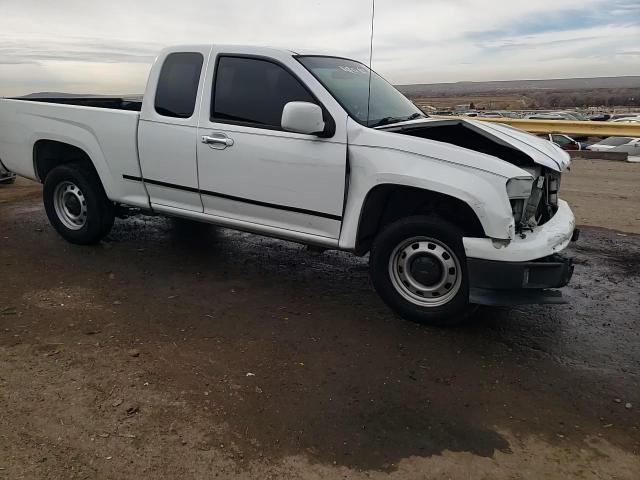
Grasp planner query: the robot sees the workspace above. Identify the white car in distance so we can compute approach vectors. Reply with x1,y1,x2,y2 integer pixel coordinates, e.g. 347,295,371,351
587,137,640,152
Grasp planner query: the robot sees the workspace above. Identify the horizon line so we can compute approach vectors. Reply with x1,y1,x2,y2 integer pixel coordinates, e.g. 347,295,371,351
396,74,640,87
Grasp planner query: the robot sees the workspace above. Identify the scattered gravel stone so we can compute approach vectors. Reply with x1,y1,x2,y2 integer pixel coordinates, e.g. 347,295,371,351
125,405,139,416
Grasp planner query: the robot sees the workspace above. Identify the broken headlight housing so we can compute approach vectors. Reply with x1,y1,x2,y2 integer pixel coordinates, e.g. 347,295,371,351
506,177,534,224
509,168,561,232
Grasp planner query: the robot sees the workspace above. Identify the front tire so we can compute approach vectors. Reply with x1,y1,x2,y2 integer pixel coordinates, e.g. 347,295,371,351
43,163,115,245
369,215,475,326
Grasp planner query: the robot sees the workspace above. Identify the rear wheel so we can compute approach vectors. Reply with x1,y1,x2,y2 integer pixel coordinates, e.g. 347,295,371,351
43,163,114,245
369,215,475,326
0,175,16,185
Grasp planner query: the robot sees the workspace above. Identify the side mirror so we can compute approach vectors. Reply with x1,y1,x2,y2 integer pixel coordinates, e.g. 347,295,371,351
281,101,325,135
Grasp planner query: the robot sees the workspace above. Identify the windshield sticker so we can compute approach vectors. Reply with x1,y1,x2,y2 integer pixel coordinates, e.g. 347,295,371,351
338,65,369,75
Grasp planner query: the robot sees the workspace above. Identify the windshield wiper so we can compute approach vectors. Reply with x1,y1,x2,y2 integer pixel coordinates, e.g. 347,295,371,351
370,112,427,128
370,116,404,127
406,112,427,121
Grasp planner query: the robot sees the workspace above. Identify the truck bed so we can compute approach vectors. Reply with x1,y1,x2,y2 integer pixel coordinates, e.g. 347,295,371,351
12,96,143,111
0,98,149,208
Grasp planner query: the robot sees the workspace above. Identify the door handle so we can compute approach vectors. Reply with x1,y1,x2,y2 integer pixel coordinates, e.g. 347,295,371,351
201,133,234,149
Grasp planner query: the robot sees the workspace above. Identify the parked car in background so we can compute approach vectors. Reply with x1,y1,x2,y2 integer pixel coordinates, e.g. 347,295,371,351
538,134,581,151
609,116,640,124
566,111,589,121
525,113,567,121
610,138,640,155
477,111,504,118
588,113,611,121
553,111,588,121
526,112,587,121
0,161,16,184
609,113,640,121
587,137,639,152
485,111,521,118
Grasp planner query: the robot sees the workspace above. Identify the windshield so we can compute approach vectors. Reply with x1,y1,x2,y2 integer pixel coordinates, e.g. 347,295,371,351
297,56,425,127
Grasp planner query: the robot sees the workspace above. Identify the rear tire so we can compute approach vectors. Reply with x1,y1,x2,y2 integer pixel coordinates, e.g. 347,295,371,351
369,215,476,326
43,163,115,245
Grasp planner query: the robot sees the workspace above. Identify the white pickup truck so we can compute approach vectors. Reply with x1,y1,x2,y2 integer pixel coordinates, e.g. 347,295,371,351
0,44,578,325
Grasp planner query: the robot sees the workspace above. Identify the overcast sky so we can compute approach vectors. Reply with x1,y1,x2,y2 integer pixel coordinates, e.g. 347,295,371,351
1,0,639,96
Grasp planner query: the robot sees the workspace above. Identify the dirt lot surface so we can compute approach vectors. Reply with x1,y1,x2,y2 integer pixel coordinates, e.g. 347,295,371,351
1,161,639,479
563,159,640,234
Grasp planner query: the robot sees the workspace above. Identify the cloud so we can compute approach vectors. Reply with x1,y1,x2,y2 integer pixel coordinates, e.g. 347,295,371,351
0,36,158,65
0,0,638,96
478,24,640,50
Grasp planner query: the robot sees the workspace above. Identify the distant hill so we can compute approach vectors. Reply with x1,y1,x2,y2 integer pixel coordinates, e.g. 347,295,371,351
18,76,640,100
10,77,640,111
397,76,640,97
14,77,640,100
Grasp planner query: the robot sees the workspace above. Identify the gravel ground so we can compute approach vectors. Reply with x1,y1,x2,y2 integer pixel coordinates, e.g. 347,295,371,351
562,158,640,234
1,160,639,479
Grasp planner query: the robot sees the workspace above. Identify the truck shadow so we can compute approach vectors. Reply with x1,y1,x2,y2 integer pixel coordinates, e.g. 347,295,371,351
99,215,639,471
4,205,635,473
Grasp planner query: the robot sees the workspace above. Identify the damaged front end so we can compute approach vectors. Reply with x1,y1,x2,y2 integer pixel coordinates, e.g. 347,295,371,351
383,117,571,237
469,167,577,306
509,167,562,235
381,117,579,306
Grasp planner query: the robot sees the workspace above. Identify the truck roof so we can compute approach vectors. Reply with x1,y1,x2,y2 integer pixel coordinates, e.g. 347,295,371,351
160,44,300,58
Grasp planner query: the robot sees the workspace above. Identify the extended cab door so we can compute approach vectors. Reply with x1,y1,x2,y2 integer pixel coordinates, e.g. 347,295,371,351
136,46,211,212
196,47,348,239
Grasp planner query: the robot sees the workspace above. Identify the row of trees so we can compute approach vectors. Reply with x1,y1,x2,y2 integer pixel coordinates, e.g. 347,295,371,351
523,89,640,109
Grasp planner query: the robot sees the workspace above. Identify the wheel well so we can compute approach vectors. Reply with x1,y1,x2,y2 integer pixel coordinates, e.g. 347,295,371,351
33,140,95,182
355,185,486,255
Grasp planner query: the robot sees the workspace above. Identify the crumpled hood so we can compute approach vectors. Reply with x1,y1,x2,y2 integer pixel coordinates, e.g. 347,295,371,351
379,117,571,172
464,119,571,171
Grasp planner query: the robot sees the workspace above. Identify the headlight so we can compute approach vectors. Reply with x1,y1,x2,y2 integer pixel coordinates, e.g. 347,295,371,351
506,177,533,199
506,177,533,224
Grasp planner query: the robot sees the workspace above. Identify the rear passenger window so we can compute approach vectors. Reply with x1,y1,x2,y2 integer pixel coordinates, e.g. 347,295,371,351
155,52,204,118
212,56,316,129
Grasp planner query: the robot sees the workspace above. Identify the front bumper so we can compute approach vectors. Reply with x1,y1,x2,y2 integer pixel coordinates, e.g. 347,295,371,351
469,254,574,290
463,199,575,262
463,199,577,306
468,254,574,306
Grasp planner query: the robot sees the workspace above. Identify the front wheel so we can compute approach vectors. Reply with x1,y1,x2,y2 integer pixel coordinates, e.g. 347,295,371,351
369,216,476,326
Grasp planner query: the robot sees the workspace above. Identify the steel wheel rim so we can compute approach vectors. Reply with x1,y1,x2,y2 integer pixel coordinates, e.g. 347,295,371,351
53,181,87,230
388,236,462,307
